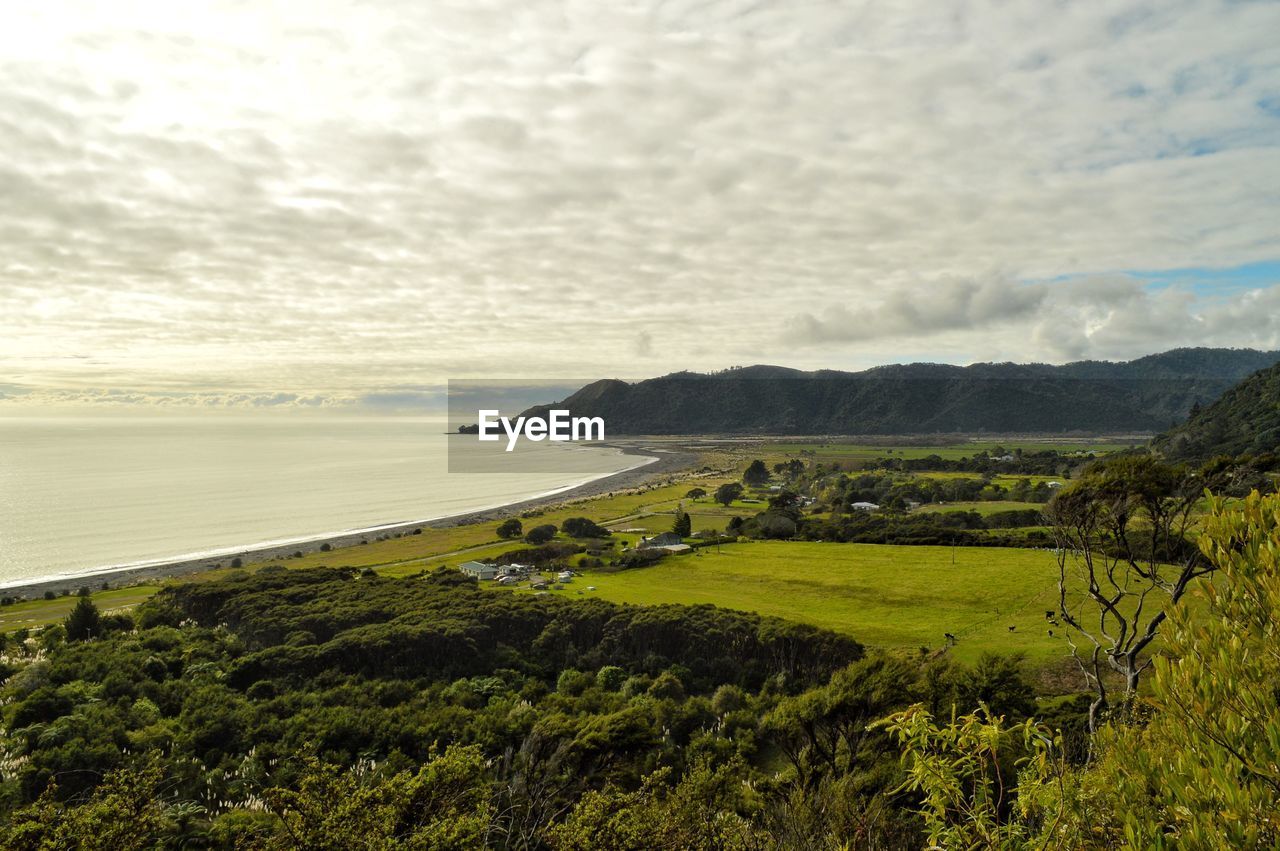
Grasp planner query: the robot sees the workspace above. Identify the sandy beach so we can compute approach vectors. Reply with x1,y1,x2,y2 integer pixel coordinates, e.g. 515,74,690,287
2,443,700,600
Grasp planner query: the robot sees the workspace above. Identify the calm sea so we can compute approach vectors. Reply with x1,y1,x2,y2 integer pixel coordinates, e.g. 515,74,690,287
0,415,642,587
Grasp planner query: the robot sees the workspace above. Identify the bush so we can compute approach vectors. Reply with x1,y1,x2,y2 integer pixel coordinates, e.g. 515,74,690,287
64,597,102,642
562,517,610,538
525,524,558,545
596,665,627,691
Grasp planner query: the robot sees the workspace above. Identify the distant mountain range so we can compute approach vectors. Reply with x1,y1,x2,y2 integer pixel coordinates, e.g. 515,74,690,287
523,348,1280,435
1154,359,1280,462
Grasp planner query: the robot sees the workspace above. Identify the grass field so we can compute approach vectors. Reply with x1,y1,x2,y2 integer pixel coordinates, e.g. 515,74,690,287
916,501,1047,516
762,440,1136,463
0,585,162,633
538,541,1070,666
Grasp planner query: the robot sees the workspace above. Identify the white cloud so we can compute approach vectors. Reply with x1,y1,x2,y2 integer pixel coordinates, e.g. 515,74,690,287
1,0,1279,403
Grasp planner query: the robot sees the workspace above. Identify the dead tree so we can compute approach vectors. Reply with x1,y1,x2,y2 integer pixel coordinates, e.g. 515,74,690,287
1046,455,1214,732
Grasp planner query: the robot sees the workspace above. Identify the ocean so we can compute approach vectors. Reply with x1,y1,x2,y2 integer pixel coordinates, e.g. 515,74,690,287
0,414,643,588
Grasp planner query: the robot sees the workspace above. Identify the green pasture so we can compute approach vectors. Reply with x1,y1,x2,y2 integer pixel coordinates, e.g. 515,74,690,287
0,585,162,633
538,541,1072,666
916,501,1047,516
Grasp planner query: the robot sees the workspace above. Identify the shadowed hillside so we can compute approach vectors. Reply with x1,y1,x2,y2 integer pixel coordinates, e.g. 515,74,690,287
524,348,1280,435
1154,360,1280,463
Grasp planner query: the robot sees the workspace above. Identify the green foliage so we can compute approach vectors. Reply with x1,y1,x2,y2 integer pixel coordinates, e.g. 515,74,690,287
561,517,609,538
63,597,100,642
714,482,744,506
0,759,176,850
671,506,692,537
262,745,493,850
878,705,1050,851
1154,360,1280,463
525,523,558,545
549,760,757,850
496,518,523,539
743,460,770,486
1024,491,1280,848
595,665,627,692
884,491,1280,849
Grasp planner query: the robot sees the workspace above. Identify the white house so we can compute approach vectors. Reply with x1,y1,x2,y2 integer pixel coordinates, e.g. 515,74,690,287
459,560,498,580
849,501,880,511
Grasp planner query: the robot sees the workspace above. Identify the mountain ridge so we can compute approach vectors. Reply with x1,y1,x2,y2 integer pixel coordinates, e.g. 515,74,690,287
523,348,1280,435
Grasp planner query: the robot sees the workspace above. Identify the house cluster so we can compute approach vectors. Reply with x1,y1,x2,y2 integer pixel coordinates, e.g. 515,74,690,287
459,560,580,590
459,560,532,584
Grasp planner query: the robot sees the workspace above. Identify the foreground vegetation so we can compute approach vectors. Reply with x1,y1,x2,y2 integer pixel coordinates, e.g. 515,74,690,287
0,564,1033,848
1,490,1277,846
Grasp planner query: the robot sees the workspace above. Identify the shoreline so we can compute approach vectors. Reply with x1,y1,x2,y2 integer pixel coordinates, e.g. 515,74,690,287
3,443,700,600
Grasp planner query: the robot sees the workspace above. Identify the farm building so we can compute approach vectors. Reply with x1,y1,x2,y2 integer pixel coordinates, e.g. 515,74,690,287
459,560,498,580
849,501,880,511
637,532,684,550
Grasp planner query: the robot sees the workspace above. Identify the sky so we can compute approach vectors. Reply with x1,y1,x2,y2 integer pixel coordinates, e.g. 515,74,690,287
2,0,1279,410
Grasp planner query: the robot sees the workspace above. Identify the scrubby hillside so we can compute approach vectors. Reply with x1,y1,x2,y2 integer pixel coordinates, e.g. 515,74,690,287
1154,360,1280,463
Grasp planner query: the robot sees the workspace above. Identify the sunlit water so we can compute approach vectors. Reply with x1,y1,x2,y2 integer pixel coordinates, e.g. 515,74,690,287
0,415,644,587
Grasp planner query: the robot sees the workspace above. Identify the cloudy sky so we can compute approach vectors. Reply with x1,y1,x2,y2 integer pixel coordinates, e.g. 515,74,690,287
2,0,1279,409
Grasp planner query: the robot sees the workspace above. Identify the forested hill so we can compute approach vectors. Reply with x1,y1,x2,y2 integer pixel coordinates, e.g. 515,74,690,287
523,348,1280,435
1153,360,1280,463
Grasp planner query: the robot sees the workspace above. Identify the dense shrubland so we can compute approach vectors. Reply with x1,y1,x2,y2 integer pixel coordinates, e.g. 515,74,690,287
0,566,1052,848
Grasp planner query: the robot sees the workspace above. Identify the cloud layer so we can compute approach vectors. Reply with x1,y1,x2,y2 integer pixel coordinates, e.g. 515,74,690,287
2,0,1279,404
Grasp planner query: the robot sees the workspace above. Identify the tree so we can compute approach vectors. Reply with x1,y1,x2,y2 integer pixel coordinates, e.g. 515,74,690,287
1055,490,1280,845
714,483,744,506
64,597,101,642
884,492,1280,848
671,506,692,537
562,517,610,538
497,518,523,539
596,666,627,691
685,487,707,499
1046,455,1212,730
525,524,558,545
743,460,770,486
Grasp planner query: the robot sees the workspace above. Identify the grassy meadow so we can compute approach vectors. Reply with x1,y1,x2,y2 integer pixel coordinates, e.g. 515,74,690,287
0,585,162,633
533,541,1069,666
